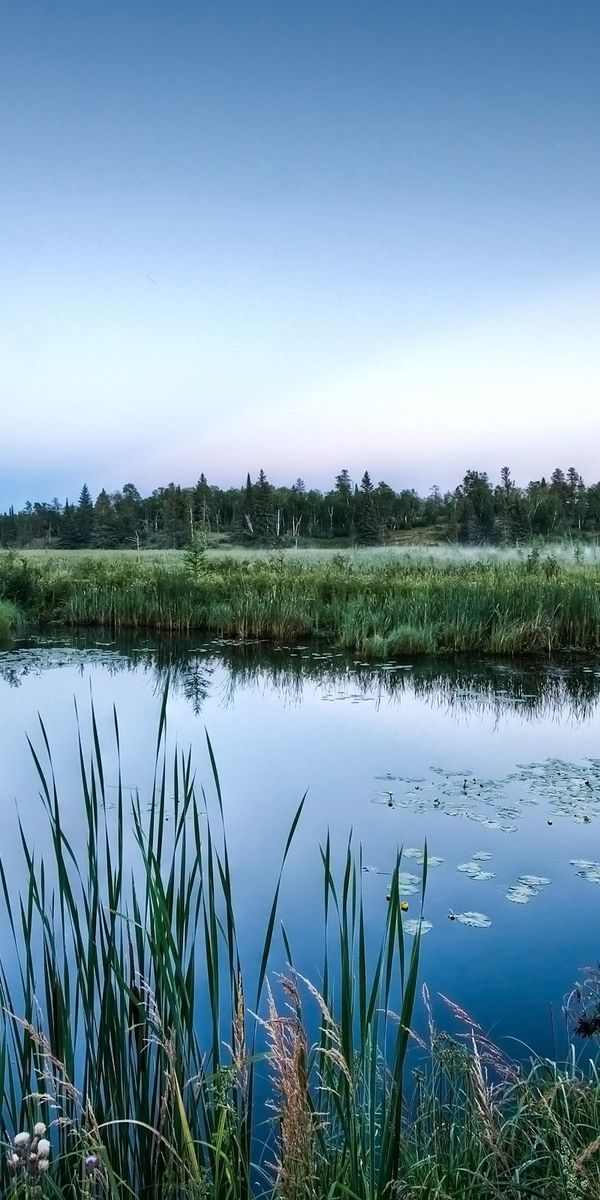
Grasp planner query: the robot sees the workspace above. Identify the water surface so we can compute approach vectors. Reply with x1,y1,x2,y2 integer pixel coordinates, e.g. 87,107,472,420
2,632,600,1057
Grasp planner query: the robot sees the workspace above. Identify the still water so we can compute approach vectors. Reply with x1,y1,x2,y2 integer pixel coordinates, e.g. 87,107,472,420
1,631,600,1058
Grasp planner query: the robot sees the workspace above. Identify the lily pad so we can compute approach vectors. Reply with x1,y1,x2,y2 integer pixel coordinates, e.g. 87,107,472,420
506,883,536,904
398,872,421,896
455,911,492,928
457,861,496,880
403,848,443,867
570,859,600,884
404,919,433,936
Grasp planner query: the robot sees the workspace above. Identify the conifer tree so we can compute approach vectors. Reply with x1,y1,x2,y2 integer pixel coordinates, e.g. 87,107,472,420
356,471,380,544
254,469,273,541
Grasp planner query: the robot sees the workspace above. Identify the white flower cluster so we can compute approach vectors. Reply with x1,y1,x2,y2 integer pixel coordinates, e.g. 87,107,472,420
7,1122,51,1177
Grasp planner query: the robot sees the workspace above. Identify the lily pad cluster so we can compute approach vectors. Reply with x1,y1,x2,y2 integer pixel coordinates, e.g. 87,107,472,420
372,754,600,828
570,859,600,884
403,847,444,867
505,875,551,904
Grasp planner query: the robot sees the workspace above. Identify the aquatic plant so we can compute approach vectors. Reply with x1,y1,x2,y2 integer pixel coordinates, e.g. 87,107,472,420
6,549,600,656
0,599,22,643
0,691,424,1199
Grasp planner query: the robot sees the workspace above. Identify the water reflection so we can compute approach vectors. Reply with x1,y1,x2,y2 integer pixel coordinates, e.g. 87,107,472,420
2,630,600,1062
3,631,600,721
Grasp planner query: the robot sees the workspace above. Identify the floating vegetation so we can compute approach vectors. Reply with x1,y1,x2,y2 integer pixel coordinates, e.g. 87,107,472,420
454,911,492,928
519,874,551,888
506,875,551,904
511,757,600,823
398,872,421,896
372,790,396,807
570,859,600,884
373,751,600,829
403,918,433,936
506,883,536,904
457,861,496,881
404,848,443,867
387,872,421,900
471,850,493,861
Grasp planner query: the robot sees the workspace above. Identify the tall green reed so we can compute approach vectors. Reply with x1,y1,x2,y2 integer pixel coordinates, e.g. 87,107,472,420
0,689,423,1199
4,548,600,655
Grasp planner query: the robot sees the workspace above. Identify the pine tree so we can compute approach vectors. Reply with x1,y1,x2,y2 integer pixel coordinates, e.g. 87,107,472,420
70,484,94,547
254,469,273,541
91,489,119,548
356,471,380,544
59,500,78,548
193,473,212,537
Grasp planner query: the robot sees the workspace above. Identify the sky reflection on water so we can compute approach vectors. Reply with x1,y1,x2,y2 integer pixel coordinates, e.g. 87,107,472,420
1,632,600,1060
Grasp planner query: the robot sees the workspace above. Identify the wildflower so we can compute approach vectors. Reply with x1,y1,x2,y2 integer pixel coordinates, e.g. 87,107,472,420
37,1159,50,1173
33,1122,46,1138
84,1147,99,1176
7,1152,20,1170
14,1131,31,1147
37,1138,51,1159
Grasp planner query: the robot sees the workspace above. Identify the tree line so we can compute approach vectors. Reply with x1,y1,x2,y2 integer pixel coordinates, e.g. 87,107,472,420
1,466,598,549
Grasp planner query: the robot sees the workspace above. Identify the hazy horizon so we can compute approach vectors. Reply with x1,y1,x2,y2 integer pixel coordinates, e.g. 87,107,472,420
2,1,599,509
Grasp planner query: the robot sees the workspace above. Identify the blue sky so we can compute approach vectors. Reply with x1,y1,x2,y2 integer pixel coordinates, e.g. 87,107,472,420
2,1,599,506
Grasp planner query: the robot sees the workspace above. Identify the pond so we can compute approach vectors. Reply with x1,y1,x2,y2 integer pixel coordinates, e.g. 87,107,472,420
1,630,600,1059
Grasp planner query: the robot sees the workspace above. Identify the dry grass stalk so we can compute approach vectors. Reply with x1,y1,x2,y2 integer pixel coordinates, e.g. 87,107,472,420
232,974,248,1095
291,970,352,1088
263,978,315,1200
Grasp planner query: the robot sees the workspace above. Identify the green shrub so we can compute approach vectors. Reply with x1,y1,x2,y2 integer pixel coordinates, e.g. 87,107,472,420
0,598,22,642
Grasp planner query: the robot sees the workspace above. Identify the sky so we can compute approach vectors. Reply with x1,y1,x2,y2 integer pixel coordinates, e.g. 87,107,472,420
2,0,600,507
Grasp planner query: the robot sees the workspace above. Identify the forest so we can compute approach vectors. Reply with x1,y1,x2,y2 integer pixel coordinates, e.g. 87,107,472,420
1,465,598,550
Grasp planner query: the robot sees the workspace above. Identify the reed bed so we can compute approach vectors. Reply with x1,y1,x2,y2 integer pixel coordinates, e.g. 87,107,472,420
0,693,423,1199
0,599,22,643
3,548,600,655
1,701,600,1197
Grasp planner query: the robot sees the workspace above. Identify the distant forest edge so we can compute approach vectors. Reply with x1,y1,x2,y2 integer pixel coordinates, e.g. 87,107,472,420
2,466,598,549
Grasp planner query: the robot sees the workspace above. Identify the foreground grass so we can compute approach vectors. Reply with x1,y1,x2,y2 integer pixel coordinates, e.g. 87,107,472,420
0,598,23,643
0,695,423,1199
3,546,600,655
1,702,599,1199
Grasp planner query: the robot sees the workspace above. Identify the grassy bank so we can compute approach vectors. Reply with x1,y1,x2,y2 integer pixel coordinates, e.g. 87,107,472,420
1,703,599,1199
0,598,23,643
3,547,600,656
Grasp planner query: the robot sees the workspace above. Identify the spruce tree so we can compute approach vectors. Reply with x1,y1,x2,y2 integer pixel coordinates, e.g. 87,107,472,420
356,471,380,544
254,469,273,541
91,490,119,548
72,484,94,547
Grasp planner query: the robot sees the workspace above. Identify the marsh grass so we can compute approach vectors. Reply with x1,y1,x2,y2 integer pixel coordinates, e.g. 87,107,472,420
403,989,600,1199
0,599,22,643
3,548,600,655
0,691,423,1199
0,698,600,1197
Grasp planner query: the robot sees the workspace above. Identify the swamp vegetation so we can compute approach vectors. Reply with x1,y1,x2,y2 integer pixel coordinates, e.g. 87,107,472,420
2,553,600,1197
3,547,600,656
1,699,600,1200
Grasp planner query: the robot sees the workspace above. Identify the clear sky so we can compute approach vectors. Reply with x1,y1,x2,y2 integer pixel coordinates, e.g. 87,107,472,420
2,0,599,507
